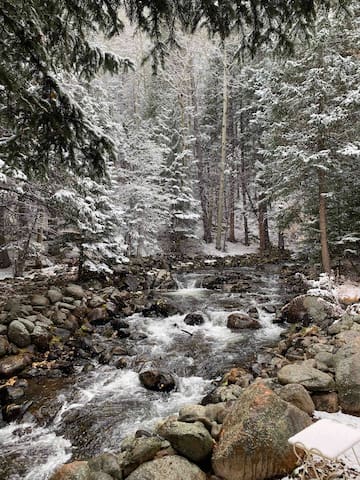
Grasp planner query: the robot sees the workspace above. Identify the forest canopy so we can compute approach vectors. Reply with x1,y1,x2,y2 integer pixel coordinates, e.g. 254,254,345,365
0,0,349,177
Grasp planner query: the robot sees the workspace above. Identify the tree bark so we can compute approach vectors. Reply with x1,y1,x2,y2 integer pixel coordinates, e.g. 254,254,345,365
258,194,270,253
318,168,331,273
216,46,228,250
0,204,11,268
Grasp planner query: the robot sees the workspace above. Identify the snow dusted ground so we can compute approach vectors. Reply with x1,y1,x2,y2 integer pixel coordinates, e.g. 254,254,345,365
202,241,258,257
282,411,360,479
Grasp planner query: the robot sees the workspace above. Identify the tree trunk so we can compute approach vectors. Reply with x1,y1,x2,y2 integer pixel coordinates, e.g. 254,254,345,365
0,205,11,268
189,57,213,243
278,231,285,251
318,168,331,273
258,195,270,253
216,46,228,250
239,108,249,246
227,90,236,243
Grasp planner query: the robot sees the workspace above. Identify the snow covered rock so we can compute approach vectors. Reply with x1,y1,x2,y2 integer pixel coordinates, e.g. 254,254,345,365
280,294,342,327
212,381,311,480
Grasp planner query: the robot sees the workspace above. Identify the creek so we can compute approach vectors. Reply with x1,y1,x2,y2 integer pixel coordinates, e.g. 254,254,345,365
0,265,286,480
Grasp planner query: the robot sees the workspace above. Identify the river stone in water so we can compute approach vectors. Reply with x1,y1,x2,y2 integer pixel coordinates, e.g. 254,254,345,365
184,313,205,326
126,455,206,480
50,461,91,480
212,381,312,480
156,419,213,463
227,313,261,330
277,363,335,392
8,320,31,347
139,370,176,392
279,383,315,415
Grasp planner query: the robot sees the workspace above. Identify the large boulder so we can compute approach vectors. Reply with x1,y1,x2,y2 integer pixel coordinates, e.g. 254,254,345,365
277,363,335,392
227,313,261,330
212,381,312,480
0,354,32,377
335,342,360,415
7,320,31,347
280,295,342,327
50,461,91,480
156,418,213,463
126,455,206,480
139,370,176,392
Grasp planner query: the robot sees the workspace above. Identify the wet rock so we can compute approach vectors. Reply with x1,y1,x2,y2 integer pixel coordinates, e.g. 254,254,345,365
142,298,180,317
53,327,72,341
114,358,127,369
64,284,85,300
32,325,51,351
126,455,206,480
0,354,32,377
184,313,205,326
111,317,130,331
263,304,277,314
8,320,31,347
279,384,315,415
0,336,10,357
311,392,339,413
139,370,176,392
226,313,261,330
278,363,335,392
280,295,342,327
30,294,50,306
88,453,122,479
156,418,213,463
0,325,7,335
212,381,312,480
0,385,25,404
50,461,91,480
87,308,108,325
2,400,32,422
48,289,63,303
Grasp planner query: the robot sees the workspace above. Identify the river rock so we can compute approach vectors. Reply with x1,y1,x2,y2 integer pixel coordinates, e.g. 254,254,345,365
89,473,112,480
64,284,85,299
119,436,164,476
48,289,63,303
184,313,205,326
226,313,261,330
18,318,35,332
126,455,206,480
156,418,213,463
277,363,335,392
311,392,339,412
8,320,31,347
202,384,243,404
88,295,105,308
278,383,315,415
32,325,51,351
87,308,108,325
50,461,91,480
0,336,10,357
88,453,122,479
212,381,312,480
0,354,32,377
335,343,360,415
30,294,50,307
139,370,176,392
280,295,342,326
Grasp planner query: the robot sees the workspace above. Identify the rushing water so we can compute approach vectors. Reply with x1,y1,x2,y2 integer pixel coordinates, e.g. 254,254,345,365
0,266,285,480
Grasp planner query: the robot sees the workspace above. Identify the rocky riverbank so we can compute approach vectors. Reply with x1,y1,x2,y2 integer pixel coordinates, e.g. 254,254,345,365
46,273,360,479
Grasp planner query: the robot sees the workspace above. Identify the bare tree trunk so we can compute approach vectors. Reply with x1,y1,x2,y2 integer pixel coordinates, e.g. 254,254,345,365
189,57,213,243
258,195,270,253
318,168,331,273
278,231,285,251
228,91,236,243
0,203,11,268
216,45,228,250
